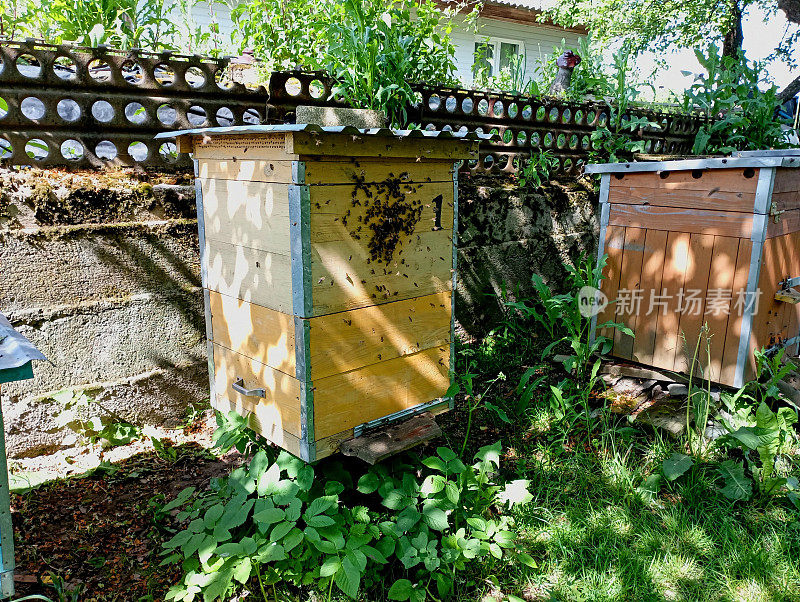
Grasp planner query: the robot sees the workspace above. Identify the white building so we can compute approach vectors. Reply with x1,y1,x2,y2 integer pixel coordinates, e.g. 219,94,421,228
186,0,586,88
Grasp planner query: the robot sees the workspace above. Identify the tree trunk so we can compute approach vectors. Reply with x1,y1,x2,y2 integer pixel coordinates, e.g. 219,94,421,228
722,0,744,57
776,0,800,102
778,73,800,103
778,0,800,24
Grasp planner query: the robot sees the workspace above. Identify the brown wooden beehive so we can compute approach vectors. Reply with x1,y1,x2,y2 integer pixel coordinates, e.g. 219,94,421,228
585,151,800,388
163,125,479,461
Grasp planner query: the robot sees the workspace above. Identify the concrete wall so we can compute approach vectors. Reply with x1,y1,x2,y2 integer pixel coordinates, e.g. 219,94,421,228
0,167,596,457
0,169,208,457
456,173,597,336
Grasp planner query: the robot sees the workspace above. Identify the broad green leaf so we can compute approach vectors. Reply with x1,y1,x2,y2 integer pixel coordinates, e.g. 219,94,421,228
297,465,314,491
357,472,381,494
445,481,460,504
203,504,224,528
718,460,753,501
305,496,335,518
164,530,192,550
270,520,294,542
437,447,458,462
636,473,661,504
422,505,449,531
517,552,538,568
201,561,234,602
257,542,286,562
334,555,361,599
466,517,487,532
662,452,694,481
381,489,407,510
396,507,421,532
233,557,252,584
388,578,414,600
161,487,196,513
306,514,335,528
361,544,387,564
421,456,446,472
283,528,304,553
495,530,515,548
257,463,281,497
421,474,446,495
253,507,285,525
320,557,341,577
474,441,502,468
497,479,533,507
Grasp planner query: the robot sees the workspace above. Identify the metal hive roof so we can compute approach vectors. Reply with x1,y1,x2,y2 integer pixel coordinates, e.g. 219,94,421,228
155,124,495,141
0,313,47,372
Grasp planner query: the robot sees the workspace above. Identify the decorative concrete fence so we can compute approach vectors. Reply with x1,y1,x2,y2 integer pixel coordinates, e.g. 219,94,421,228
0,40,711,174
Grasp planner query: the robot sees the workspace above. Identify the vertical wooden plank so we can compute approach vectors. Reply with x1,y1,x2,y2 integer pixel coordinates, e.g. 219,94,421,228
719,239,753,386
613,227,646,359
631,229,668,366
651,232,691,372
702,237,740,381
598,225,626,346
673,233,715,374
787,231,800,356
752,237,786,352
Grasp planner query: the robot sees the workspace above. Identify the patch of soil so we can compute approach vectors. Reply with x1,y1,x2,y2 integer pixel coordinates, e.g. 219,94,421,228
12,442,243,600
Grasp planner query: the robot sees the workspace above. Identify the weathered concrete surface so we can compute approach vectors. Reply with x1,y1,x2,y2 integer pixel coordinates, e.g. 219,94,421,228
296,106,387,128
1,168,207,457
456,173,598,337
0,167,598,457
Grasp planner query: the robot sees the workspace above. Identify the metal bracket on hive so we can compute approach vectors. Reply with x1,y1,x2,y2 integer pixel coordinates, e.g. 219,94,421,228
776,276,800,304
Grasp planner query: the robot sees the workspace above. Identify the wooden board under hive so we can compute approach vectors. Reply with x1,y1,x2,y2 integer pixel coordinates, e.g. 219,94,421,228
586,154,800,388
173,126,479,461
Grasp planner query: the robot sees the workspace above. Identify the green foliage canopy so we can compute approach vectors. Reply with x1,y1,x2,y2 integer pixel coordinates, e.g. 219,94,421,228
542,0,799,63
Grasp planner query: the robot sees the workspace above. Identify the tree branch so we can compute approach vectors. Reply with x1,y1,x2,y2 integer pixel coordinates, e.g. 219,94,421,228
778,72,800,104
778,0,800,24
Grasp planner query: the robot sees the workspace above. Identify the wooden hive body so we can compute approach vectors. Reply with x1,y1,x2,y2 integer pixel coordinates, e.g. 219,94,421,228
586,154,800,388
177,127,478,461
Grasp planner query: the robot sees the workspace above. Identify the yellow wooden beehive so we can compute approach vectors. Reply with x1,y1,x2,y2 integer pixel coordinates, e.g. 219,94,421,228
586,150,800,388
163,125,479,461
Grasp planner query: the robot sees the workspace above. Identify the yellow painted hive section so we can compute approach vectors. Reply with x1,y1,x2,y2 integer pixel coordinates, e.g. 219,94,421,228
196,141,460,458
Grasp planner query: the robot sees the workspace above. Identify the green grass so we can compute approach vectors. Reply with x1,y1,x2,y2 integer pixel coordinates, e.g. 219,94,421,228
506,440,800,602
441,319,800,602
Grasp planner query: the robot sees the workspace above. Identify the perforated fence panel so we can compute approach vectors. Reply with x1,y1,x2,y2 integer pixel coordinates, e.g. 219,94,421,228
0,41,711,174
0,40,268,169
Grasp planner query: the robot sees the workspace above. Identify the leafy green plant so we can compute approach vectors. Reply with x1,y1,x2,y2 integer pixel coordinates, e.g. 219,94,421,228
446,365,507,456
51,389,142,447
684,45,794,153
362,442,534,601
324,0,459,126
589,44,660,163
681,325,716,457
504,255,631,434
715,349,799,500
26,0,177,49
43,573,83,602
211,409,263,457
162,422,532,601
230,0,335,69
518,149,559,189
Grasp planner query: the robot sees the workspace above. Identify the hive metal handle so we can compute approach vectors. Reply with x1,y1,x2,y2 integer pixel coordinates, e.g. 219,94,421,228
232,377,266,398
